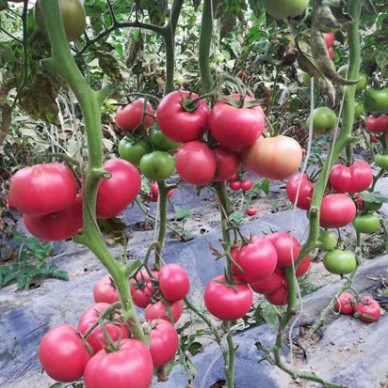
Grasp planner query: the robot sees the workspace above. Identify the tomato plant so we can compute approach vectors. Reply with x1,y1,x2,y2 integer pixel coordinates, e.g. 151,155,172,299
96,159,141,219
156,91,209,143
115,99,154,131
354,296,382,323
204,276,253,321
320,194,356,228
334,292,355,315
241,135,303,180
83,339,154,388
323,250,357,275
39,324,91,382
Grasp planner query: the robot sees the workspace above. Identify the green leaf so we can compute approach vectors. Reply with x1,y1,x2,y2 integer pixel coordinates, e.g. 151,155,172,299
173,205,194,220
0,0,8,11
229,211,243,225
359,191,388,204
17,273,28,290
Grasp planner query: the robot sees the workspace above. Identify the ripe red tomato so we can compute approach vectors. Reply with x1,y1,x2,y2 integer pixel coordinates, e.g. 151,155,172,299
249,269,286,294
209,95,265,150
96,159,141,219
354,296,382,323
329,160,373,193
115,99,154,131
77,303,130,354
229,180,241,191
175,141,217,185
320,194,356,228
9,162,78,217
156,91,209,143
204,276,253,321
145,299,184,324
241,136,303,180
327,46,335,61
212,146,240,182
295,255,311,277
39,324,91,383
246,207,257,216
23,194,83,241
130,269,159,308
232,238,278,283
334,292,355,315
159,264,190,302
241,178,253,191
322,32,335,48
365,115,388,133
83,339,153,388
264,232,300,267
286,173,314,210
149,320,179,368
265,285,288,306
93,275,120,304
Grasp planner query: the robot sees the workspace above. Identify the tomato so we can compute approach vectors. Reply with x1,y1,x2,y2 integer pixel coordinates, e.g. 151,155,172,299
149,320,179,368
93,275,120,304
144,299,184,324
23,194,83,241
156,91,209,143
204,276,253,321
115,99,154,131
327,46,335,61
39,324,91,382
212,146,240,182
329,160,373,193
365,115,388,133
334,292,355,315
118,138,151,166
250,269,286,294
241,136,303,180
354,296,382,323
295,255,311,277
150,128,180,151
96,159,141,219
323,250,357,275
241,178,253,191
35,0,86,42
286,173,314,210
77,303,130,354
209,95,265,150
264,232,300,268
9,162,78,217
352,213,380,234
262,0,309,19
320,194,356,228
175,141,217,185
265,285,288,306
365,88,388,114
159,264,190,302
319,230,338,251
232,238,278,283
246,207,257,216
130,269,158,308
139,151,175,181
229,180,241,191
322,32,335,48
375,154,388,170
307,107,337,135
83,339,153,388
354,101,364,118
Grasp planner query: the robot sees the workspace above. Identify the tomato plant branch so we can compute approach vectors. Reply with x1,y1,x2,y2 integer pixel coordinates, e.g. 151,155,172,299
154,182,169,268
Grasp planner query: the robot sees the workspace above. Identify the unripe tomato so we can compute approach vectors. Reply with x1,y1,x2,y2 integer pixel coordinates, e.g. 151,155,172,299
307,107,337,135
354,101,364,118
320,194,356,228
139,151,175,181
241,135,303,180
365,88,388,114
150,129,180,151
175,141,217,185
319,230,338,251
375,154,388,170
118,138,151,166
212,146,240,182
352,213,380,234
262,0,309,19
323,250,357,275
115,99,154,131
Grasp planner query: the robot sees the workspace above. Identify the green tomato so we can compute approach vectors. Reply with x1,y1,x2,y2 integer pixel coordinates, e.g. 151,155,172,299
337,65,367,93
262,0,309,19
354,101,364,118
35,0,86,42
118,138,151,166
139,151,175,181
352,213,380,234
374,154,388,171
150,129,181,152
307,107,337,135
365,88,388,114
323,250,357,275
319,230,338,251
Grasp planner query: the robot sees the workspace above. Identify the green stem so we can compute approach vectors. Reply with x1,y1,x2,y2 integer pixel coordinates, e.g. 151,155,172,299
154,181,169,269
225,324,235,388
198,0,214,93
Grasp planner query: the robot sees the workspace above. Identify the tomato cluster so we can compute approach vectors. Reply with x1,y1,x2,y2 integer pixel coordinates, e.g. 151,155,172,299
335,292,382,324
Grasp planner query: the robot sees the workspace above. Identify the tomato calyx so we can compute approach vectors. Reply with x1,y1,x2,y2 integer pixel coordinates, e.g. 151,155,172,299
216,273,246,292
179,91,209,112
222,94,260,109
